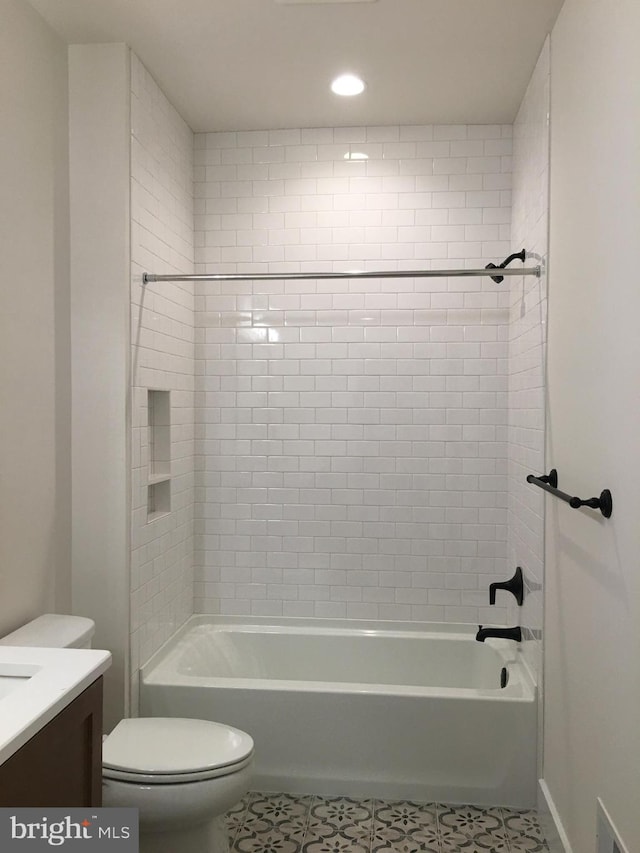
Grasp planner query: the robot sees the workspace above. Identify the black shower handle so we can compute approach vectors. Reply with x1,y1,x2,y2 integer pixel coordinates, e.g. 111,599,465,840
489,566,524,606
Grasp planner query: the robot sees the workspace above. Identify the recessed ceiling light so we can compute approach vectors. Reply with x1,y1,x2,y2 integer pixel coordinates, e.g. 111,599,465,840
331,74,366,97
275,1,377,5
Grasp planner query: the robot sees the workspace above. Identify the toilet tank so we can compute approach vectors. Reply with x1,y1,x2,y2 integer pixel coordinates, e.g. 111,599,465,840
0,614,95,649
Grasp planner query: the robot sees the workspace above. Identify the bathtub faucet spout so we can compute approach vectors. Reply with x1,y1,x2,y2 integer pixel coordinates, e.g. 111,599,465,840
476,626,522,643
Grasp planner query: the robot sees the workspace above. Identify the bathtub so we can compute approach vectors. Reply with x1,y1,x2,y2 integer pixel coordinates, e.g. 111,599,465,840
140,616,537,808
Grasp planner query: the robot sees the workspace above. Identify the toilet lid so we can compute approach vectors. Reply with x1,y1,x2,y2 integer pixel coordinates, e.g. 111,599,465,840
103,718,254,778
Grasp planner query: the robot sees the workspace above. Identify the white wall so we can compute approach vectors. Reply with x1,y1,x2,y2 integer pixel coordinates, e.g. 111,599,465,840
69,46,196,719
69,44,131,728
130,53,195,710
193,125,514,623
508,40,550,687
544,1,640,850
0,0,70,633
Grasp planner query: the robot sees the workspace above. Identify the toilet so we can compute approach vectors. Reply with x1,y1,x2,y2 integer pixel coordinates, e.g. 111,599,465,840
0,615,254,853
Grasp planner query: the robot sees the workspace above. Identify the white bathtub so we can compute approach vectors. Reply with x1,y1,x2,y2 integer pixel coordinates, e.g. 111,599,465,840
140,616,536,808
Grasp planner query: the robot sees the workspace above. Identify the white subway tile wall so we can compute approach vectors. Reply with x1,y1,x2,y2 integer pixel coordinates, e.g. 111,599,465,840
508,42,550,679
130,54,195,708
192,124,516,624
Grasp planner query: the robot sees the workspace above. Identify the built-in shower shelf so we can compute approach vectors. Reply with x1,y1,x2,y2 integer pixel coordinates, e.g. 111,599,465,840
147,511,171,524
147,473,171,487
147,478,171,523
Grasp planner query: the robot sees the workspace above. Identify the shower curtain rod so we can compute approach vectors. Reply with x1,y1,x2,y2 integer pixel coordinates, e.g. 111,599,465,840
143,266,541,284
143,249,541,285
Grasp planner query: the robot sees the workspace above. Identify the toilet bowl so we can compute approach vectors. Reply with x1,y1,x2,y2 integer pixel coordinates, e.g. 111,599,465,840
103,717,254,853
0,615,254,853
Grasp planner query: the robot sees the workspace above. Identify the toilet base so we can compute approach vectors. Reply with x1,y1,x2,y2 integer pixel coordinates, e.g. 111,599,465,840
140,815,229,853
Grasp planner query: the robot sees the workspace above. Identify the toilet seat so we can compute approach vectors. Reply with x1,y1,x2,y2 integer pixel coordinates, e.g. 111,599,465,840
102,752,254,784
103,718,254,785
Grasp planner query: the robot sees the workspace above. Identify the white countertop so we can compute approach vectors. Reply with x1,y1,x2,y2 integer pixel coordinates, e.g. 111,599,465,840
0,646,111,764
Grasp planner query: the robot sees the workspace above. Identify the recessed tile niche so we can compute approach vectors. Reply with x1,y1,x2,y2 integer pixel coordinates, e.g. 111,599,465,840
147,479,171,522
147,390,171,521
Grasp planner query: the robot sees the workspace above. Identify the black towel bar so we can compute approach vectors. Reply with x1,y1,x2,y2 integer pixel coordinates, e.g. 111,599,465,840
526,469,613,518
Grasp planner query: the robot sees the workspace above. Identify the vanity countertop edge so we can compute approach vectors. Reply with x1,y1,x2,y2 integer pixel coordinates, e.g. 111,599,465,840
0,647,111,765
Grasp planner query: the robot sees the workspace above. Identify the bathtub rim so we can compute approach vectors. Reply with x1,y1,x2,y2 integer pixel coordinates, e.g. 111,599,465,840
140,614,536,703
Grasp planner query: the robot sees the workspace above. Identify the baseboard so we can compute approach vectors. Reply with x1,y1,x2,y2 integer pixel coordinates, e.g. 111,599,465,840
538,779,574,853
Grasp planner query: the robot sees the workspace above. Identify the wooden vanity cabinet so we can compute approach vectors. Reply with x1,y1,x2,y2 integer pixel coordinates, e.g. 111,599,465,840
0,677,103,807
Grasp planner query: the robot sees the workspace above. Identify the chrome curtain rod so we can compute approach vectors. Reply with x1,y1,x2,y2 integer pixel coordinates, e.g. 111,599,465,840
143,266,541,284
143,249,540,285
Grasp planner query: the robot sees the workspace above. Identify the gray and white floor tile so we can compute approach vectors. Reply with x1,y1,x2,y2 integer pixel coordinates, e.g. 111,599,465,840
228,792,550,853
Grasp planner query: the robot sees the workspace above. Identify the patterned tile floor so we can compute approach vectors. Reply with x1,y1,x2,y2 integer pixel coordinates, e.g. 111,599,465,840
227,792,550,853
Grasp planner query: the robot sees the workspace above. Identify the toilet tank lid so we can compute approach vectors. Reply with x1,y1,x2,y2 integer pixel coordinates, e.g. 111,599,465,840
0,614,95,648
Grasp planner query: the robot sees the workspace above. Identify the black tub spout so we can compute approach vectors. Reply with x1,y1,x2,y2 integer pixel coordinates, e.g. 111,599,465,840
476,626,522,643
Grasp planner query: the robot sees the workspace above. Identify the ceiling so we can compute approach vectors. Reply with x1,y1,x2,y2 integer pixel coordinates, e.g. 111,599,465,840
27,0,564,132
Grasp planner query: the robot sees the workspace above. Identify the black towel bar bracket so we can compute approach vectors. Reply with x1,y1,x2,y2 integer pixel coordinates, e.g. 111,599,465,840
526,469,613,518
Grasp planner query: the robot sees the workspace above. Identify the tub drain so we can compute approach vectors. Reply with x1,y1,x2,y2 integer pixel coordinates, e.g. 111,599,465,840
500,667,509,688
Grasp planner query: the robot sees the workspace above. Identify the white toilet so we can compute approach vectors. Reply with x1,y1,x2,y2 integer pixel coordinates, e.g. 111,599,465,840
0,615,254,853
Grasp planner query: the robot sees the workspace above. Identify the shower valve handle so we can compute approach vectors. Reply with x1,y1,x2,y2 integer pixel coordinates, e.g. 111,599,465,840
489,566,524,606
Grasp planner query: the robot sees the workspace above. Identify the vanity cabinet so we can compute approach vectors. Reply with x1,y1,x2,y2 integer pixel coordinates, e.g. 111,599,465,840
0,677,103,807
